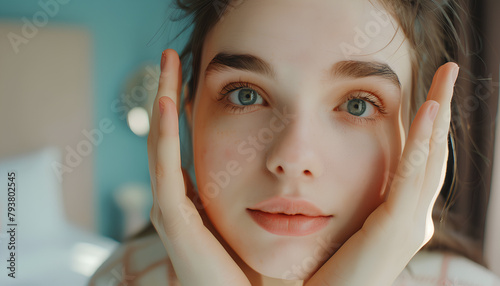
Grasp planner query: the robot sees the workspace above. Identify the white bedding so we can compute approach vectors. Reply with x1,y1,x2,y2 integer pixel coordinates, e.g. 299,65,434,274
0,147,118,286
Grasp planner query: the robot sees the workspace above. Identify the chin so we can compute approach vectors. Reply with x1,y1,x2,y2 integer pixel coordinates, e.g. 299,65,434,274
248,256,321,281
237,239,332,281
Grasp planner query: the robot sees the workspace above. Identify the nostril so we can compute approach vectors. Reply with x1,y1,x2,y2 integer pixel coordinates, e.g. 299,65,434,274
277,166,284,173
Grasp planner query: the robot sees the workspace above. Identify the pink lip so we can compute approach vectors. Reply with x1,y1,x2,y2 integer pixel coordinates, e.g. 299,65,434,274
247,197,333,236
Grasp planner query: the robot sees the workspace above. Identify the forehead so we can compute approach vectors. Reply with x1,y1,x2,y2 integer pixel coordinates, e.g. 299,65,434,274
206,0,410,69
203,0,412,90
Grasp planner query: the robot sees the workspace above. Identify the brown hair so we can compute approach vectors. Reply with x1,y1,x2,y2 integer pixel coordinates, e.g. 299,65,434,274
130,0,487,266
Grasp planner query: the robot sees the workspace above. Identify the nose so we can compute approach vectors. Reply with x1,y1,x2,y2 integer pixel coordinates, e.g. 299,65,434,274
266,112,323,180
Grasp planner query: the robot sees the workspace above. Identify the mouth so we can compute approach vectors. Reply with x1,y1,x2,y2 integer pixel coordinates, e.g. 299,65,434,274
248,196,331,216
246,209,332,236
246,197,333,236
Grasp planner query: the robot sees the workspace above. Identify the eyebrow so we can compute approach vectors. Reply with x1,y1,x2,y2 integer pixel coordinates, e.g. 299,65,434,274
204,52,401,88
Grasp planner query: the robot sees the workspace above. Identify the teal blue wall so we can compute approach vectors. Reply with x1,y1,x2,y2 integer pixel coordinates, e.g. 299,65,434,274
0,0,191,240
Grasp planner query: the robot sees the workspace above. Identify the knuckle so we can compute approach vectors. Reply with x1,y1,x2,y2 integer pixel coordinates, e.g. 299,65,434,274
150,205,164,228
150,209,155,222
150,213,158,227
150,204,158,217
159,70,170,81
162,217,186,241
412,172,425,186
155,163,164,181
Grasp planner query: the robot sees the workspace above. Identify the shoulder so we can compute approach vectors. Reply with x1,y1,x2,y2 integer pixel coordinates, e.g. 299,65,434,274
87,233,178,286
393,250,500,286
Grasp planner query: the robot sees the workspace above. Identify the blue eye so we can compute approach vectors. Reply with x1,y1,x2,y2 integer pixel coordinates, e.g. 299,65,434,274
217,82,386,120
347,99,366,116
339,92,378,118
228,88,264,106
345,98,376,117
218,81,266,113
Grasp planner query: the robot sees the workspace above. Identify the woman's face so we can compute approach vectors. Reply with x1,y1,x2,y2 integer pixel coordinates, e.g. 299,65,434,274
188,0,412,281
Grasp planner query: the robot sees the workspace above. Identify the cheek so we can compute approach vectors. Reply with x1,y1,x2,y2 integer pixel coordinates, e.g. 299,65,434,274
193,99,274,187
339,135,386,200
194,127,236,199
192,111,257,209
330,124,401,225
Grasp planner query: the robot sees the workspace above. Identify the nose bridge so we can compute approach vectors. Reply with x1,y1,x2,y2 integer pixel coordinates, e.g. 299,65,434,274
265,106,324,179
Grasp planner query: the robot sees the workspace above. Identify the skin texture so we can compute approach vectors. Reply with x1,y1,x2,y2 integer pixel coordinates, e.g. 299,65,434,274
190,0,410,281
146,0,458,285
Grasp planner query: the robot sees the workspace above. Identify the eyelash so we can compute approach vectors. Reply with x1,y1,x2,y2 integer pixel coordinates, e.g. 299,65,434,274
217,80,387,123
217,80,266,114
341,90,388,124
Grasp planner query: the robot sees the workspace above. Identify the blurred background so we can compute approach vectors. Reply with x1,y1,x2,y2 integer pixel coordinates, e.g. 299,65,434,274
0,0,499,285
0,0,191,284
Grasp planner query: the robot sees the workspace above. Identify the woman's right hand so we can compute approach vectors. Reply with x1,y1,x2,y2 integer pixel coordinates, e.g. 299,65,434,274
147,49,251,286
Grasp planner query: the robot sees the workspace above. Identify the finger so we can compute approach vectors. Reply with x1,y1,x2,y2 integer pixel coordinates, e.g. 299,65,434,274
419,63,459,208
156,96,186,214
148,49,182,155
425,63,444,103
427,62,458,139
156,49,182,113
147,49,182,201
387,99,440,215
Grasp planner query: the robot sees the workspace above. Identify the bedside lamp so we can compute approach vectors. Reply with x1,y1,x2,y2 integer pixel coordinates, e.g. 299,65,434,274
121,64,160,136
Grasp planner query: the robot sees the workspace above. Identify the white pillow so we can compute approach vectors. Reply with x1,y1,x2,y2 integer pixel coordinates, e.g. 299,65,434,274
0,146,120,285
0,146,67,240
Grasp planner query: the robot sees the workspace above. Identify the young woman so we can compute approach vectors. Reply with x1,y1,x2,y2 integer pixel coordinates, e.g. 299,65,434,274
89,0,500,285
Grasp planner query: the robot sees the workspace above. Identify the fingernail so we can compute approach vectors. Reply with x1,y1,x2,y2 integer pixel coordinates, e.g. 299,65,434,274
161,51,167,71
427,100,439,121
451,64,459,83
159,97,166,116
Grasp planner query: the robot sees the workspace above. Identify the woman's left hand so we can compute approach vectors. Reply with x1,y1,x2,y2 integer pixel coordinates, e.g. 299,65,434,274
305,62,459,286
